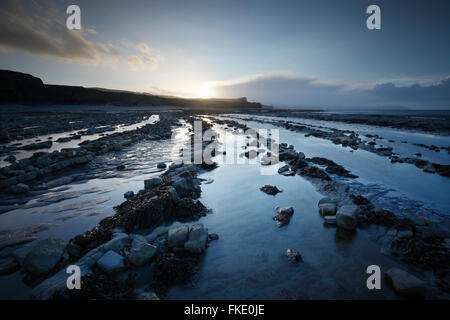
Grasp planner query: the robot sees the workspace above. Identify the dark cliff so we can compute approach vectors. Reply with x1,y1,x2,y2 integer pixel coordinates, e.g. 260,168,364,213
0,70,261,109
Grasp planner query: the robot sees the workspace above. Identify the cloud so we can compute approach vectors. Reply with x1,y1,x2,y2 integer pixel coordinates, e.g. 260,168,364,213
0,0,163,70
210,73,450,108
372,78,450,102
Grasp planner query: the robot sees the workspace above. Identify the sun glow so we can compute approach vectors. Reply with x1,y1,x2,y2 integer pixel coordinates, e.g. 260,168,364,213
193,83,214,98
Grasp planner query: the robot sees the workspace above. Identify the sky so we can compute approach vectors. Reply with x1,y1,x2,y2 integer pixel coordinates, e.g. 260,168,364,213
0,0,449,108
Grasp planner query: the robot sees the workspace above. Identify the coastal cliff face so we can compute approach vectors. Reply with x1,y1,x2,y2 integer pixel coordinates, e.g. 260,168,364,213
0,70,261,109
0,70,46,105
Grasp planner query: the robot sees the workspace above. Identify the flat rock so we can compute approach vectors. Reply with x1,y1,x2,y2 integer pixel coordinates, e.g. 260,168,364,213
96,250,126,273
102,234,129,252
23,238,66,275
128,242,157,267
144,177,163,190
384,268,426,297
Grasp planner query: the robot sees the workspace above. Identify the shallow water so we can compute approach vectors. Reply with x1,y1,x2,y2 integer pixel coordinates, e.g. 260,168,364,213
0,121,190,299
230,114,450,165
223,115,450,223
0,113,448,299
167,122,419,299
1,115,159,166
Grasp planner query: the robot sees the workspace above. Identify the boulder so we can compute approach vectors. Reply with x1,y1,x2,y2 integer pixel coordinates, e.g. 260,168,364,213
285,248,302,263
318,196,340,207
208,233,219,241
168,225,189,248
336,205,359,230
157,162,167,169
324,216,337,225
131,234,148,247
171,176,191,196
260,185,282,196
163,186,180,200
124,191,134,199
184,224,208,254
278,165,290,174
23,238,66,275
144,177,163,190
102,234,129,252
319,203,337,217
273,206,294,227
384,268,426,297
128,242,157,267
96,250,126,273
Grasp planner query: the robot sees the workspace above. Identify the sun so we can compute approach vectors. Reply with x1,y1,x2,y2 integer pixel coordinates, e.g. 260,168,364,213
194,83,214,98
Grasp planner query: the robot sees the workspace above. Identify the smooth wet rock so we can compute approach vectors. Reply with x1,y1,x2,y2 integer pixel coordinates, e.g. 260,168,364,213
128,242,157,267
144,177,163,189
168,225,189,248
23,238,66,275
384,268,426,297
102,234,129,253
184,224,208,254
324,215,337,225
286,248,302,263
96,250,125,273
208,233,219,241
171,176,191,196
157,162,167,169
319,203,337,217
260,185,282,196
336,205,359,231
278,165,290,174
273,206,294,227
318,196,340,207
162,186,180,200
124,191,134,199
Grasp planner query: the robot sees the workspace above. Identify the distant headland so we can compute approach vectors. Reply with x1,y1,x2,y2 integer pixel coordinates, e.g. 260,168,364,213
0,70,262,109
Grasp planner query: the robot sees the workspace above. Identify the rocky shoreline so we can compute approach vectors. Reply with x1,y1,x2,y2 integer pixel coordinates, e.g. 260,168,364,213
0,109,448,299
207,115,449,298
224,113,450,178
1,115,221,299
